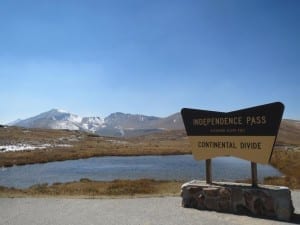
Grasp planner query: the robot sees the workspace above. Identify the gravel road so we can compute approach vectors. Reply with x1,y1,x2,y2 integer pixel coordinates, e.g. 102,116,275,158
1,192,300,225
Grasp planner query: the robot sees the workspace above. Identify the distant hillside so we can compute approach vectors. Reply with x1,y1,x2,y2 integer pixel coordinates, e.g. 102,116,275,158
104,112,160,129
277,119,300,145
152,113,184,130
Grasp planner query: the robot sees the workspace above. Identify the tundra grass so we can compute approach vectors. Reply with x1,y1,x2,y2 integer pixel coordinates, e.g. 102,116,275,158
0,179,182,198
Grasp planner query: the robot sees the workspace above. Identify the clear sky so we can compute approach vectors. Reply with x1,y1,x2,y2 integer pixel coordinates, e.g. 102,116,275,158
0,0,299,124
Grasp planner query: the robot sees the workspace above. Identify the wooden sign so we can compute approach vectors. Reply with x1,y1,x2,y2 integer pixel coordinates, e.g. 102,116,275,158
181,102,284,164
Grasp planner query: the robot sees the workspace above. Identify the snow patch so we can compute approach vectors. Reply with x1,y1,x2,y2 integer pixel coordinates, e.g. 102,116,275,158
0,143,73,153
0,144,47,152
69,114,82,123
106,140,128,144
81,117,104,132
49,121,80,130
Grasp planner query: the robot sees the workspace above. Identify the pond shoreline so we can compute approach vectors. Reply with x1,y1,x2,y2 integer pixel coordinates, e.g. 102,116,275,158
1,151,192,168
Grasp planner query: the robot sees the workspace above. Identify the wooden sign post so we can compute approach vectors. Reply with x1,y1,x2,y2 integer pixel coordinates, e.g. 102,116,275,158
251,162,258,187
181,102,284,185
206,159,212,184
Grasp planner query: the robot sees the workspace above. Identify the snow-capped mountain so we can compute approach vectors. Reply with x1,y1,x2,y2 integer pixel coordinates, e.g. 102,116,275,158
9,109,184,137
10,109,104,132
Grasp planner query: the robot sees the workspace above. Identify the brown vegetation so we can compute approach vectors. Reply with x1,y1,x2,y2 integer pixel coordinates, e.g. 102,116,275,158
0,179,182,198
267,148,300,188
263,119,300,188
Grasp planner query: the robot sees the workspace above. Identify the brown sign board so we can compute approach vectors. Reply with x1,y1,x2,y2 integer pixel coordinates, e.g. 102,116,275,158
181,102,284,164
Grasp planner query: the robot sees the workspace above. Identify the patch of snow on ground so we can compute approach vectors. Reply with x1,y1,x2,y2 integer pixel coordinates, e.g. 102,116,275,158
0,143,73,153
22,130,31,133
0,144,46,152
106,140,128,144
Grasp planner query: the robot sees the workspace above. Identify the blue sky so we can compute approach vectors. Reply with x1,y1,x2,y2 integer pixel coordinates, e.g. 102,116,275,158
0,0,299,124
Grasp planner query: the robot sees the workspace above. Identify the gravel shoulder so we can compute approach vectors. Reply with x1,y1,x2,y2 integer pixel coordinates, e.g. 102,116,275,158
1,192,299,225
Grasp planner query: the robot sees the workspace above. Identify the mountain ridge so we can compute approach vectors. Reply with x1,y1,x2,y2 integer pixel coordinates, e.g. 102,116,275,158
8,109,300,141
9,109,184,137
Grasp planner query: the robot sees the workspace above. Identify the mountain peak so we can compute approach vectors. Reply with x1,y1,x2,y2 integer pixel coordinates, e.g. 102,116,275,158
49,108,69,114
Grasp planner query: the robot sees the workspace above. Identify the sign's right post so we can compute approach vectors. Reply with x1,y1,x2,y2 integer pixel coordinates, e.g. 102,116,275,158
251,162,258,187
206,159,212,184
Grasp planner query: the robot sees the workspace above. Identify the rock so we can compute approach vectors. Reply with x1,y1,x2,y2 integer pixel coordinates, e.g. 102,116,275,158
181,180,294,221
203,187,219,197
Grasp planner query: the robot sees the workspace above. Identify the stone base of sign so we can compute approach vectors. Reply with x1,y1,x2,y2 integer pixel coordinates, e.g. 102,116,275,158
181,180,294,221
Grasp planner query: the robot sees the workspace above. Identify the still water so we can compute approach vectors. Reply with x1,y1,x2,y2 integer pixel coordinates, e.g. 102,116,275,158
0,155,282,188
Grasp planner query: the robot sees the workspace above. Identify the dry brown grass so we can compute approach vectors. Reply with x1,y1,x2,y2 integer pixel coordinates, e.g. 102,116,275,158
0,179,182,198
267,148,300,188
